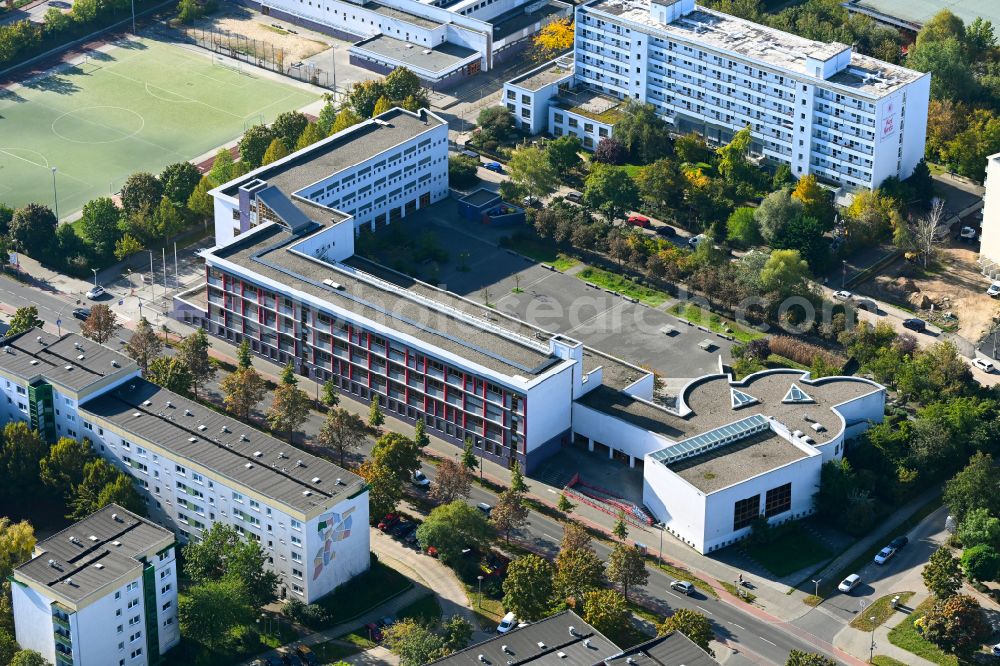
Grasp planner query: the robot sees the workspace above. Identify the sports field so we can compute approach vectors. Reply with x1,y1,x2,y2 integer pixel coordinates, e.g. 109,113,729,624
0,36,319,217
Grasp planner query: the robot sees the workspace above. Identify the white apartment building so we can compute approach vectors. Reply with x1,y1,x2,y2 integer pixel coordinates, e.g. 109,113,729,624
980,152,1000,279
0,328,371,605
12,504,178,666
210,108,450,247
514,0,930,189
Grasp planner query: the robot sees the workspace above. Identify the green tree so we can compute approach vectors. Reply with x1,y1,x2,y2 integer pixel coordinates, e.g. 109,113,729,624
922,594,989,659
461,439,478,472
448,155,480,188
581,589,629,641
360,457,403,520
267,362,311,442
637,158,685,214
295,121,325,151
476,106,514,142
716,126,760,197
584,164,639,220
239,124,276,168
441,615,473,653
114,233,143,261
208,148,236,186
152,196,185,241
184,522,279,608
430,458,472,503
502,554,555,621
348,79,386,118
944,452,1000,521
759,249,811,299
321,379,339,407
754,188,804,243
0,635,17,666
176,328,215,399
916,9,965,47
384,67,426,106
508,145,558,200
160,161,202,206
220,363,267,422
39,437,91,500
491,488,529,543
261,138,290,166
961,544,999,582
125,317,162,373
79,197,121,258
614,100,673,164
413,419,429,449
658,609,714,656
0,422,45,499
554,545,604,601
612,511,628,541
546,134,582,173
674,132,712,165
370,432,420,486
317,101,338,135
606,543,648,602
509,459,527,492
369,396,385,428
726,206,761,247
177,0,201,23
8,306,42,336
9,203,57,258
415,500,493,563
271,110,309,150
178,578,255,651
771,214,830,272
790,174,832,224
146,356,193,395
908,37,978,102
331,108,364,135
0,518,36,581
94,474,145,517
922,546,963,599
9,650,48,666
317,407,372,467
120,172,164,218
557,492,574,513
373,95,393,116
785,650,837,666
957,507,1000,550
382,618,445,666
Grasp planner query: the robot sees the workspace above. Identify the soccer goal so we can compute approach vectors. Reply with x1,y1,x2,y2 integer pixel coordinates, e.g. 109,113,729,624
213,54,244,76
78,52,103,75
243,113,265,131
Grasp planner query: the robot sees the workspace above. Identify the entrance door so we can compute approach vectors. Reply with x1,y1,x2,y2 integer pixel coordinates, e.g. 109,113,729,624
419,192,430,207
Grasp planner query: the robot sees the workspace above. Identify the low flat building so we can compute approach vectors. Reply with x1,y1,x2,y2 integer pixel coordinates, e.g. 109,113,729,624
12,504,178,666
841,0,998,34
604,631,721,666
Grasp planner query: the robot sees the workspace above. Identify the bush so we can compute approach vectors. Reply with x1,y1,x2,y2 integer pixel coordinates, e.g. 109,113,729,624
768,336,842,369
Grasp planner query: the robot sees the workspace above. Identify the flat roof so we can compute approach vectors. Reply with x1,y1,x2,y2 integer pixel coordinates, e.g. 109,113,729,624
80,379,364,513
210,224,561,379
585,0,922,96
667,427,808,492
352,35,478,75
459,188,502,206
508,57,574,91
492,0,571,40
430,611,620,665
604,631,721,665
844,0,1000,31
0,329,133,393
555,87,626,124
15,504,172,604
219,108,446,198
364,0,441,29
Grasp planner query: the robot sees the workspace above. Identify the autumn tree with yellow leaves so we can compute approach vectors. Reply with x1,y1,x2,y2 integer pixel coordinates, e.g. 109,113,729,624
532,19,574,61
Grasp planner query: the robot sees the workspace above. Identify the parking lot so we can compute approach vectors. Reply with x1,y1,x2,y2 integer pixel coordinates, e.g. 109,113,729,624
386,202,735,380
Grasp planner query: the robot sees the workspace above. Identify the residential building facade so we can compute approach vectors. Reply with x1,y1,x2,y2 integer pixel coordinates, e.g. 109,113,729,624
980,152,1000,280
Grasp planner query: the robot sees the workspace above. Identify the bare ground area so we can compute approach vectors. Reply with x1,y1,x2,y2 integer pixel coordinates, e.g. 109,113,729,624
185,5,331,63
858,241,1000,342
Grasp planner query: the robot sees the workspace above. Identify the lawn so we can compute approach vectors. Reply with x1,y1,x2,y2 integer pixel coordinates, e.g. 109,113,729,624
577,266,669,306
887,597,958,666
718,580,755,604
463,581,506,631
850,592,914,632
312,639,363,663
502,234,578,271
871,657,909,666
0,34,318,216
314,559,413,626
653,562,717,598
668,302,763,343
742,525,833,578
397,593,443,624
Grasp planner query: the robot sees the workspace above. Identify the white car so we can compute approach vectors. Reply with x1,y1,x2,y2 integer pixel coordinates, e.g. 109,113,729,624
987,281,1000,297
85,285,105,300
873,546,897,565
688,234,707,248
973,358,996,373
992,643,1000,656
838,574,861,593
832,290,853,301
497,612,517,634
411,470,430,488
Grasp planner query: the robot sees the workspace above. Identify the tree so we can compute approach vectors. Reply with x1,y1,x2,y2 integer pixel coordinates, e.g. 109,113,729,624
415,500,493,563
8,306,42,336
94,474,145,517
908,37,977,102
606,543,648,602
67,458,128,520
944,452,1000,522
502,554,555,621
9,650,47,666
125,317,161,373
184,522,279,608
760,249,811,299
220,363,268,422
923,546,963,599
913,199,946,267
581,589,629,640
272,110,309,150
957,507,1000,550
532,17,573,60
414,419,429,449
321,379,339,407
239,124,276,168
152,196,185,241
317,407,372,467
771,214,830,272
369,396,385,428
0,634,16,666
593,137,626,165
755,188,804,243
384,67,425,106
615,101,673,164
176,328,215,399
178,578,255,651
785,650,837,666
114,233,143,261
961,544,999,582
659,609,714,656
716,126,762,198
510,459,527,493
546,134,582,173
508,145,558,200
584,164,639,220
371,431,420,485
612,511,628,541
491,488,529,543
295,121,325,151
916,9,965,47
430,458,472,503
79,197,121,258
373,95,393,116
146,356,193,395
317,101,338,135
557,491,574,513
9,203,57,258
359,458,403,521
560,523,592,553
382,618,445,666
208,148,236,186
349,80,386,118
461,439,478,472
39,437,91,500
476,106,514,142
0,422,44,503
120,172,164,218
0,518,36,581
554,545,604,601
675,132,712,165
261,137,290,166
790,174,832,223
267,362,311,442
726,206,761,247
160,161,202,206
441,615,473,653
637,158,685,214
922,594,989,659
449,155,480,188
331,108,364,135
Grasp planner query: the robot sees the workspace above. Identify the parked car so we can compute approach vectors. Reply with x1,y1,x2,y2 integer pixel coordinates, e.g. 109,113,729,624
902,318,926,332
688,234,707,248
377,513,400,531
459,149,479,159
832,290,852,300
72,308,91,320
973,358,996,373
481,552,510,578
497,611,518,634
483,161,503,173
987,281,1000,297
959,225,979,241
873,546,897,565
888,536,909,550
854,298,879,312
670,580,694,596
85,285,105,300
522,195,541,208
838,574,861,593
295,645,319,666
655,224,676,237
564,191,583,204
477,502,493,518
411,470,430,488
627,214,651,228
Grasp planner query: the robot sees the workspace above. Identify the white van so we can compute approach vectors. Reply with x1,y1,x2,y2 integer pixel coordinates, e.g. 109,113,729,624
496,612,517,634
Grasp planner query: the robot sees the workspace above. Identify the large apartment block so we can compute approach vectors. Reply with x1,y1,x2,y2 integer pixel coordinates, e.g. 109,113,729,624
513,0,930,189
0,329,370,605
12,505,178,666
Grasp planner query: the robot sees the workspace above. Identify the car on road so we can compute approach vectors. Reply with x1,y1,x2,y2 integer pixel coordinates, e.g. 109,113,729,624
411,470,430,488
655,224,676,237
627,214,651,228
669,580,695,596
973,358,996,373
832,290,852,300
854,298,879,312
565,191,583,204
888,536,909,550
873,546,897,565
477,502,493,518
483,161,503,173
902,318,926,333
85,285,105,300
72,308,91,321
295,645,319,666
497,612,518,634
988,281,1000,297
688,234,707,248
838,574,861,593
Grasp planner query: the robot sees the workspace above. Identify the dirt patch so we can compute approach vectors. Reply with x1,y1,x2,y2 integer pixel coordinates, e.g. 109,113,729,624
858,241,1000,341
186,5,331,63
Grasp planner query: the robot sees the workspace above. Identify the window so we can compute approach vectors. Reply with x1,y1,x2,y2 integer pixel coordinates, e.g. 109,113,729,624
161,583,172,594
249,499,260,511
131,648,143,659
130,631,141,642
291,551,302,563
291,535,302,546
128,615,140,626
764,483,792,518
115,591,121,600
127,598,139,609
290,519,302,530
126,582,138,592
162,601,172,611
733,495,760,531
232,492,244,503
118,625,124,633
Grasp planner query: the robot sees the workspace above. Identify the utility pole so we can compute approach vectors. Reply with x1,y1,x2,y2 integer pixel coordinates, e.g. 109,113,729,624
51,167,59,220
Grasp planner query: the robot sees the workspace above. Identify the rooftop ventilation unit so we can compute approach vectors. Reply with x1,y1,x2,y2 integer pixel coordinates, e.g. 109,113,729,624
29,360,38,365
501,645,510,654
111,513,119,521
184,409,192,416
584,638,593,649
37,336,42,342
165,401,173,408
245,463,254,469
557,652,567,659
222,426,230,433
405,43,414,48
335,478,342,485
422,49,432,54
64,578,73,586
112,540,121,547
64,365,73,371
302,490,312,496
88,535,98,541
322,279,344,290
142,400,152,406
188,437,197,443
198,425,207,431
568,626,577,636
240,434,250,442
111,360,119,367
311,477,321,484
94,563,104,569
537,642,546,649
76,354,85,360
48,559,58,568
478,656,486,663
811,422,826,432
254,451,263,458
132,412,141,418
295,460,305,467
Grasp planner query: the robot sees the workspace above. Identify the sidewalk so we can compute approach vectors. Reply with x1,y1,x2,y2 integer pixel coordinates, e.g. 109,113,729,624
834,592,938,666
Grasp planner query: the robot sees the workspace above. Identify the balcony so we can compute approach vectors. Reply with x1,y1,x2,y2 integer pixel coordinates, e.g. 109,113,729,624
52,615,70,631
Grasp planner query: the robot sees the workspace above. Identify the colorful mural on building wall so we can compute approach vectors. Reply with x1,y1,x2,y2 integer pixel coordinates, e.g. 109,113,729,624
313,505,355,580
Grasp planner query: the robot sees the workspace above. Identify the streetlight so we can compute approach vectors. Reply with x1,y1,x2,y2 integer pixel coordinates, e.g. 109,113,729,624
811,578,821,598
477,575,484,608
869,615,876,662
841,259,847,289
331,45,337,97
655,522,664,566
131,0,136,34
146,250,155,300
51,167,59,221
91,268,98,287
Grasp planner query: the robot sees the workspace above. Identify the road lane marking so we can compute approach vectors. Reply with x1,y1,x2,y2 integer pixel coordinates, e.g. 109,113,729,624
697,606,712,615
759,637,777,647
666,591,682,600
541,534,558,542
732,624,744,630
547,488,557,494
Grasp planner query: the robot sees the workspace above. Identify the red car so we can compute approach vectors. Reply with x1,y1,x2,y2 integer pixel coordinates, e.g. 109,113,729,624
627,214,651,228
378,513,400,531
